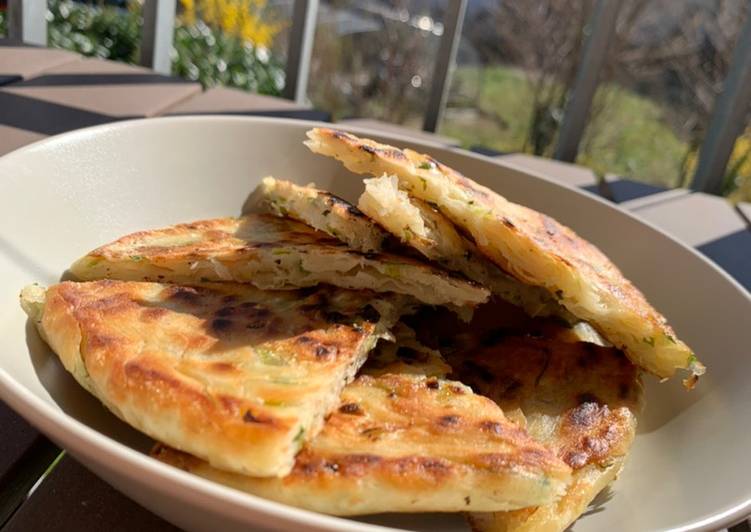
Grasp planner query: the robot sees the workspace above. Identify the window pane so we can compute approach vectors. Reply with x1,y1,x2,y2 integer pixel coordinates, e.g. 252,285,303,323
578,0,749,189
726,127,751,202
439,0,593,155
47,0,143,64
307,0,444,126
172,0,287,95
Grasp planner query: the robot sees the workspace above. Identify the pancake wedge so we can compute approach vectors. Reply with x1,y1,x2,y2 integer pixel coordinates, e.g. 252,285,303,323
305,128,704,384
359,175,569,319
69,214,489,309
20,280,408,477
152,366,572,515
243,176,387,253
447,324,642,532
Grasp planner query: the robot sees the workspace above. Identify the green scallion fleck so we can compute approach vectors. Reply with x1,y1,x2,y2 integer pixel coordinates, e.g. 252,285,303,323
293,427,305,446
256,347,286,366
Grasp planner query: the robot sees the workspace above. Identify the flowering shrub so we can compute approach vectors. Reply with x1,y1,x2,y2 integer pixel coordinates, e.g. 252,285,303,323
173,0,285,95
17,0,284,96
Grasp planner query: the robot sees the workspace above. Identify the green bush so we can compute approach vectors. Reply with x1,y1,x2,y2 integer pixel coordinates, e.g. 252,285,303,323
47,0,141,62
38,0,283,96
172,21,284,96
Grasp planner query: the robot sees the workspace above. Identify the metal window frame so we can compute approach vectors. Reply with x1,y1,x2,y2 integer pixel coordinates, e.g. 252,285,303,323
690,13,751,195
139,0,177,75
553,0,621,163
422,0,468,133
7,0,47,46
282,0,319,104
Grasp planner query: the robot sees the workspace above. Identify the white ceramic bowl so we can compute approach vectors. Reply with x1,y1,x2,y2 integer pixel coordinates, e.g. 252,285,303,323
0,117,749,532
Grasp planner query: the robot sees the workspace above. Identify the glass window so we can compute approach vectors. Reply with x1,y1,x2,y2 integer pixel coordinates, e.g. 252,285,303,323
439,0,593,155
307,0,444,126
725,125,751,202
172,0,287,95
47,0,143,64
577,0,749,189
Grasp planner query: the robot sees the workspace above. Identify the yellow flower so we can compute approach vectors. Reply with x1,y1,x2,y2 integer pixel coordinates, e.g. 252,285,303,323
179,0,281,47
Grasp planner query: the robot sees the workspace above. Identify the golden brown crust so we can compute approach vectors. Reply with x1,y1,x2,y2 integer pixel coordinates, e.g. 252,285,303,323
244,176,388,253
305,127,703,382
70,213,489,308
28,280,405,477
449,335,641,470
152,372,572,515
442,315,642,531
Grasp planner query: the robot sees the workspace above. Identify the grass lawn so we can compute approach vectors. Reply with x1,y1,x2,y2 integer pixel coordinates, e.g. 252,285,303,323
440,65,691,189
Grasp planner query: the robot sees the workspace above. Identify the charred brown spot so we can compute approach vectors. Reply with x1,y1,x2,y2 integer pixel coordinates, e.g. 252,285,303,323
315,345,337,359
569,401,608,428
564,451,589,468
450,385,465,394
384,148,406,160
323,461,340,473
141,307,169,321
166,286,202,305
331,130,352,141
345,454,382,465
243,410,267,423
464,496,471,506
437,415,460,426
426,379,440,389
360,427,386,441
245,241,275,249
297,335,313,344
360,144,377,155
502,217,516,229
211,318,233,333
338,403,362,415
479,421,504,435
210,362,236,372
421,458,451,472
542,215,559,237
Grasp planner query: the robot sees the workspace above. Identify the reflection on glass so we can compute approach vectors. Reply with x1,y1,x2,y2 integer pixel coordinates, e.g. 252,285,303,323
578,0,748,190
307,0,443,125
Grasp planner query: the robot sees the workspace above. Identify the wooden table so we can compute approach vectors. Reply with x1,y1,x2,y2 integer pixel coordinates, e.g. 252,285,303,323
2,41,750,531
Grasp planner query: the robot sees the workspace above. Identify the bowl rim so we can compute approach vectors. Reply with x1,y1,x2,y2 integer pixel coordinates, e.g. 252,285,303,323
0,115,749,532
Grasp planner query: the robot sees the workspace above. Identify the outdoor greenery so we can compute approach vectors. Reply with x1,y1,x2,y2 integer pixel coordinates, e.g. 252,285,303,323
441,64,751,199
441,66,688,188
16,0,285,95
47,0,141,61
1,0,748,201
173,0,285,94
